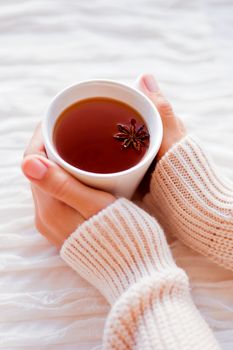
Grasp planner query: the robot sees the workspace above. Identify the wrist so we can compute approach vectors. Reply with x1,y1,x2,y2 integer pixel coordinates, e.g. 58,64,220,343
60,198,181,304
156,134,191,165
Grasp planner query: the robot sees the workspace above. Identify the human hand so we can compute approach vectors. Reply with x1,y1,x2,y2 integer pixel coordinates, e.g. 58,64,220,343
21,124,115,248
22,74,185,247
138,74,186,161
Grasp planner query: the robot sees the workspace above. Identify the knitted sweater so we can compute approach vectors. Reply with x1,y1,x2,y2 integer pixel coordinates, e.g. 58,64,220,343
60,135,232,349
144,135,233,270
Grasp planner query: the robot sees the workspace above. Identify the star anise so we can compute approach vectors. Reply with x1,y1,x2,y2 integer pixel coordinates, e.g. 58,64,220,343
113,118,150,151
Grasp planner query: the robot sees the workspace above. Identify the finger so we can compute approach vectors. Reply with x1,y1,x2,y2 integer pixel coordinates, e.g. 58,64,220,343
31,184,39,216
33,187,85,247
138,74,175,121
32,185,84,223
21,155,115,219
177,116,186,134
24,123,47,158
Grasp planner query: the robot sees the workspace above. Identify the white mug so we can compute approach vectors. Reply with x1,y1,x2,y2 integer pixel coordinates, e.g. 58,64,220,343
42,79,163,198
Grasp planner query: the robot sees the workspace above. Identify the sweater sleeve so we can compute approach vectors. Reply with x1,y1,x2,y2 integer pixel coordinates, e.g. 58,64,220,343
146,135,233,271
60,198,220,350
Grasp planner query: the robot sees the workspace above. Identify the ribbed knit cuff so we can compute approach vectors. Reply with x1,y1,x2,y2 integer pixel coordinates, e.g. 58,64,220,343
60,198,182,304
150,135,233,270
103,272,220,350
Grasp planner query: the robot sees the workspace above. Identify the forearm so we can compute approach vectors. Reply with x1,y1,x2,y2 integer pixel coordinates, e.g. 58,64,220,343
60,199,220,349
147,135,233,270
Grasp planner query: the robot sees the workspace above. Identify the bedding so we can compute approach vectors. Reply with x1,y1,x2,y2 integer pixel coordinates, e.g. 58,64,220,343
0,0,232,349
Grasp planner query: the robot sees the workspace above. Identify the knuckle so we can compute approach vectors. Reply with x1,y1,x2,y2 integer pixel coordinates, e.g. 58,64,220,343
24,150,46,158
50,173,70,200
157,98,174,116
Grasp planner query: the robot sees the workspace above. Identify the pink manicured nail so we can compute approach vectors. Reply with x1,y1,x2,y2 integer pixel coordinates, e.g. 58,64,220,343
143,74,159,92
23,158,48,180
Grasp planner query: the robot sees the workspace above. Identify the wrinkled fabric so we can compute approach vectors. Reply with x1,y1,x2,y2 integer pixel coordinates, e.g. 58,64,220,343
0,0,233,349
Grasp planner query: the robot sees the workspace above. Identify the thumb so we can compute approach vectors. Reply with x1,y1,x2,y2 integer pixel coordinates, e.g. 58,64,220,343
138,74,176,122
21,155,115,219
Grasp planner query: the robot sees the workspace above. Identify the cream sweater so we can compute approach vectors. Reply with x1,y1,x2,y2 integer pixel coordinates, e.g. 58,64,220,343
60,136,233,349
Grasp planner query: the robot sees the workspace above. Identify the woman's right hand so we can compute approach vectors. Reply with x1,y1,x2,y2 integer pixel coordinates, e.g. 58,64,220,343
21,125,115,248
138,74,186,161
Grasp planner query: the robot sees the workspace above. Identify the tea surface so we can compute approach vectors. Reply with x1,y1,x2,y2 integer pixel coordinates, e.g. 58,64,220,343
53,97,149,173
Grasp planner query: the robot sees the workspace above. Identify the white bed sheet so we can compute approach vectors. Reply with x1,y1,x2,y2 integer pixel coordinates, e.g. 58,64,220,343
0,0,233,349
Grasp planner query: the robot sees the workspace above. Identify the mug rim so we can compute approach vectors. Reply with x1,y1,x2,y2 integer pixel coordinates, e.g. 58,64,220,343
42,79,163,179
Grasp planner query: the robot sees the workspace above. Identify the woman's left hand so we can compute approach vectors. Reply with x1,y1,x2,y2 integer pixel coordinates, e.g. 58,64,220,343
138,74,186,161
22,124,115,248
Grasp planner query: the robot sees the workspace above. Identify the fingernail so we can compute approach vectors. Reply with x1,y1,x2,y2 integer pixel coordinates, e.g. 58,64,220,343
143,74,159,92
23,158,48,180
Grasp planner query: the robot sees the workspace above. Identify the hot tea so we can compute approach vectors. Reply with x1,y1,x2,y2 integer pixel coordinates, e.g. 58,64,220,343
53,97,150,174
